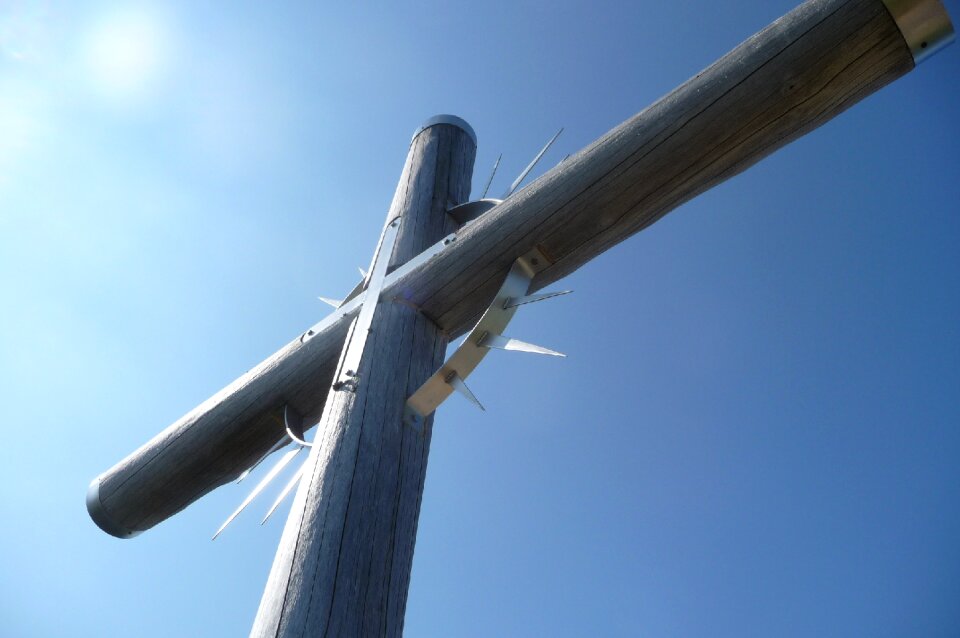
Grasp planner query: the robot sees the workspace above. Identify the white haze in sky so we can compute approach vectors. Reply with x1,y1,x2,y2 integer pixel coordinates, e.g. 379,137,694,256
0,2,957,637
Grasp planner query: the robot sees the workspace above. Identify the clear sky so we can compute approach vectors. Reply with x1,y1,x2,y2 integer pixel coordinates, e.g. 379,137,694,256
1,1,958,636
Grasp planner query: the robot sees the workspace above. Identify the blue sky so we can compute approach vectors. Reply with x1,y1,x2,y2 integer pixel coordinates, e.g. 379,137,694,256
1,1,958,636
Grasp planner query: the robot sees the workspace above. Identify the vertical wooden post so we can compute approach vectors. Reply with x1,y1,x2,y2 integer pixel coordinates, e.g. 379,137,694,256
250,116,476,637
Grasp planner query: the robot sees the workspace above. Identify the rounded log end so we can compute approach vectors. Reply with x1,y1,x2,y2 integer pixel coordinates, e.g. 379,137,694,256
86,477,141,539
882,0,954,64
412,114,477,147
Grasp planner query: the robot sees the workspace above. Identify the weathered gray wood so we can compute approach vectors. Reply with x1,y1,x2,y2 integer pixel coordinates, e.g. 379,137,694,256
88,0,931,538
248,121,475,637
418,0,916,331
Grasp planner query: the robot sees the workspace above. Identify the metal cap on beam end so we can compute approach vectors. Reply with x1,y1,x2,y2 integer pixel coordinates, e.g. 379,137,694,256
86,477,141,539
412,115,477,147
882,0,954,64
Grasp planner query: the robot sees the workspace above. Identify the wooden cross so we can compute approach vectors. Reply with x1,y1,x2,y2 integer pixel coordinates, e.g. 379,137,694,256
85,0,953,635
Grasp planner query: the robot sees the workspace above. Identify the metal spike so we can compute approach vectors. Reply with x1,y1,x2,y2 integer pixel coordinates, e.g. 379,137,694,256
481,154,501,199
212,447,302,540
236,437,293,483
261,460,306,525
318,296,343,308
504,289,572,309
342,277,365,305
478,333,566,357
358,266,368,279
502,127,563,199
446,372,485,411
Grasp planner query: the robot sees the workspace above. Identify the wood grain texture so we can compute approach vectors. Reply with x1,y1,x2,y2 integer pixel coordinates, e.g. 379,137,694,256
91,125,474,535
412,0,914,333
89,0,918,537
249,123,474,637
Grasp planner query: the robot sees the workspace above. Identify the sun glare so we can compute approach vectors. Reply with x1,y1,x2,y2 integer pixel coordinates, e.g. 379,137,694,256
84,9,169,103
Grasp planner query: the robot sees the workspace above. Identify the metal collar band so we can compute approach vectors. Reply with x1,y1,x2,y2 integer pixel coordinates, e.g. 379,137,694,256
882,0,954,64
411,114,477,146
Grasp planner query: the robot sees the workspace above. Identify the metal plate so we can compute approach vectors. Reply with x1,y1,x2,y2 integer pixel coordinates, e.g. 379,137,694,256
334,217,401,387
411,114,477,146
406,257,537,419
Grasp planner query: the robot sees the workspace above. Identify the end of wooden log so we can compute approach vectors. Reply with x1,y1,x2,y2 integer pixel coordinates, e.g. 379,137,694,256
86,476,141,539
411,114,477,147
882,0,954,63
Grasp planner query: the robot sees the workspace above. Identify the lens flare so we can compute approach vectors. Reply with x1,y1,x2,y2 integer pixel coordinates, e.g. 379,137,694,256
84,9,169,103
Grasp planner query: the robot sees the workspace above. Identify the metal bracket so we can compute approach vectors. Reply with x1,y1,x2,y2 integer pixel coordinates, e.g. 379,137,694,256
332,217,401,390
447,198,502,226
405,252,568,421
283,404,313,448
214,217,403,540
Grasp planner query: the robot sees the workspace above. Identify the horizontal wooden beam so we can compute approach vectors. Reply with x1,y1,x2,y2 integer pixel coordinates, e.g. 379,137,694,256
87,0,953,537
